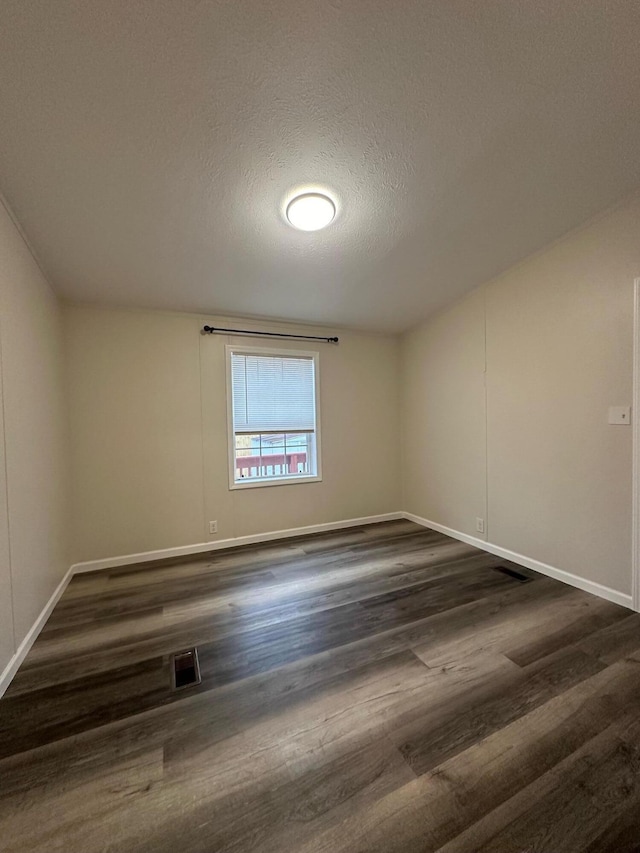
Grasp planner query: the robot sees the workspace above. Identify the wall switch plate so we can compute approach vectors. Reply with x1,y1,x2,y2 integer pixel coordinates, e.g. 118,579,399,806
608,406,631,425
476,517,485,534
209,520,218,535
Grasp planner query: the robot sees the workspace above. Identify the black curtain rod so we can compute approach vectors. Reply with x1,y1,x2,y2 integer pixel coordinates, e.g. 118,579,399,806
201,325,339,344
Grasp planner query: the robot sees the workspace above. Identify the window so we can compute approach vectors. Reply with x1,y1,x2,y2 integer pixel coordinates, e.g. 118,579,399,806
226,345,321,488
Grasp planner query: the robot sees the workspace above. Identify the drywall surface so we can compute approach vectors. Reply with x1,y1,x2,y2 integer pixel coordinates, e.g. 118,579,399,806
65,305,402,562
402,194,640,595
401,288,487,540
0,341,13,671
0,199,69,671
484,198,637,594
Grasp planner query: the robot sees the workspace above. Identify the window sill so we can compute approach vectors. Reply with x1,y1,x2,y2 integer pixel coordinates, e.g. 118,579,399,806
229,474,322,490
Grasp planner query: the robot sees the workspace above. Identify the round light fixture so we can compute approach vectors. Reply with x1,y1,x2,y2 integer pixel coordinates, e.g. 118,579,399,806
286,192,336,231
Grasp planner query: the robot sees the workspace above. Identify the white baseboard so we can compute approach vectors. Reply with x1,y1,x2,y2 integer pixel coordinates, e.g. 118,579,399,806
3,507,632,699
403,512,634,611
0,511,403,697
0,565,75,699
71,512,405,574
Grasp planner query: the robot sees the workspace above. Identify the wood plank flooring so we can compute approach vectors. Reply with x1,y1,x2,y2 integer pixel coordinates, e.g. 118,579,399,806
1,520,640,852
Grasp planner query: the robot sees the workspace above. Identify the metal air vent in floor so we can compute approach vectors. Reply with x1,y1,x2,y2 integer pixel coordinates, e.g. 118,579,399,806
170,648,202,690
491,565,532,583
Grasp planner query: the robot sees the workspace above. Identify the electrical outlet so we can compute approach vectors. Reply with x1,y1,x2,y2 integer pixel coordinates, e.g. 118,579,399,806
209,520,218,535
476,517,485,534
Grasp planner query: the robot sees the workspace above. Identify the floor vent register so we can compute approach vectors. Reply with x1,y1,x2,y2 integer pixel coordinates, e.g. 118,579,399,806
170,648,202,690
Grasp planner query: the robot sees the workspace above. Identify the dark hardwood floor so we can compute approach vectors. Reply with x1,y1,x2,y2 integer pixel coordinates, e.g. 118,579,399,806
1,520,640,852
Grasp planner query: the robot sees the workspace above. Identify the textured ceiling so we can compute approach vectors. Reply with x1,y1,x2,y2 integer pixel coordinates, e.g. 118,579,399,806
0,1,639,332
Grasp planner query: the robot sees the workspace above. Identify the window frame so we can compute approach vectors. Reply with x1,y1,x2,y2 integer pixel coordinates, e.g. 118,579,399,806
225,344,322,490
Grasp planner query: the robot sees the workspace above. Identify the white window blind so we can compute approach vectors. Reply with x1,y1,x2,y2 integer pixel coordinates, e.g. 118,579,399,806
231,352,316,433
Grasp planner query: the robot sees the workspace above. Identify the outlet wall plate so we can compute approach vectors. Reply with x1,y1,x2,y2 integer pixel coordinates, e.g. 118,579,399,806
609,406,631,425
209,520,218,534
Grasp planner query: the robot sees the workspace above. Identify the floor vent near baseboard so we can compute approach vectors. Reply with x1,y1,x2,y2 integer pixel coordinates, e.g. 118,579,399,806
170,648,202,690
492,565,532,583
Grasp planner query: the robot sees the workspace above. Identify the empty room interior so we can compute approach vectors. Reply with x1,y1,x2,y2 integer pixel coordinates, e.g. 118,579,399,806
2,2,640,851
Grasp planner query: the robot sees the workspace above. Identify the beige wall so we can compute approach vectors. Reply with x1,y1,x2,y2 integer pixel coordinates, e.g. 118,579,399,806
65,305,402,563
0,342,12,672
0,199,69,676
402,194,640,596
402,288,487,540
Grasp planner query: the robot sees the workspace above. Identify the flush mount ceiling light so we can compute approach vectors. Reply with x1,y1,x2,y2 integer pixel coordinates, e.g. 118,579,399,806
286,192,336,231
